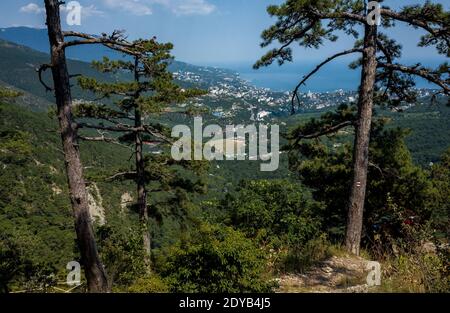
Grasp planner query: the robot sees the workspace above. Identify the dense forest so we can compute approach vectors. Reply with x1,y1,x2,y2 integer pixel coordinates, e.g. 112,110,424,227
0,0,449,294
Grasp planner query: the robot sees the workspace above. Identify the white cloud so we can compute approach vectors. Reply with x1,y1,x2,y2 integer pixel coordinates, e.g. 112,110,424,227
19,3,45,14
101,0,215,16
83,5,106,17
20,0,215,19
103,0,153,16
20,2,104,18
168,0,216,16
60,4,105,18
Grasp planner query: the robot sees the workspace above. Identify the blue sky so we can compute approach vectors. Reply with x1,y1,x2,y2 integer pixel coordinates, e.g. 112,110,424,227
0,0,448,66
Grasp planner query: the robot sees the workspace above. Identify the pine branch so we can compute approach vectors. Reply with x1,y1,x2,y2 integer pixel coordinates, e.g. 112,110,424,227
377,62,449,94
106,171,137,182
376,40,394,98
143,125,173,144
78,135,118,142
61,31,142,56
290,48,363,113
293,120,354,146
77,122,134,132
380,8,447,37
36,64,54,92
380,8,450,54
254,21,317,69
310,9,366,24
77,123,172,144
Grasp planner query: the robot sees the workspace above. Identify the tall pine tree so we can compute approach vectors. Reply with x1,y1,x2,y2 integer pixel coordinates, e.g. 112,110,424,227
74,38,206,269
40,0,175,291
255,0,449,255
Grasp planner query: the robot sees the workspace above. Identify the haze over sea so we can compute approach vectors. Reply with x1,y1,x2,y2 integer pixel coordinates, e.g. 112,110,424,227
211,59,444,93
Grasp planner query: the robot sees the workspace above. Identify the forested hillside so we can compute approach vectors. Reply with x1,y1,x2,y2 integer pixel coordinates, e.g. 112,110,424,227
1,38,448,168
0,0,449,295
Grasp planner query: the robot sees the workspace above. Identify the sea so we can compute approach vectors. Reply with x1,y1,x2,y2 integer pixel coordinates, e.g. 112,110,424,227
212,59,442,93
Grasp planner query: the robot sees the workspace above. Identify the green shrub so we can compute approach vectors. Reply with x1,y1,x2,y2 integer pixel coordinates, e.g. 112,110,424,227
126,275,169,293
96,225,147,288
162,223,276,293
0,87,21,100
223,179,322,248
381,252,449,293
286,108,437,242
427,148,450,236
374,215,450,293
280,234,331,273
220,179,326,274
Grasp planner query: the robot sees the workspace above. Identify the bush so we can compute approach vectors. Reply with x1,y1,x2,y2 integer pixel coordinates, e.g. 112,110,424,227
381,252,449,293
96,225,147,288
223,179,322,248
0,87,21,100
286,109,436,242
161,223,276,293
219,179,326,274
279,234,331,273
126,275,169,293
0,235,58,293
374,213,450,293
427,148,450,236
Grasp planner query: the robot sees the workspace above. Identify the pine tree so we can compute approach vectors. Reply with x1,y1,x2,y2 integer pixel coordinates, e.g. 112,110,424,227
255,0,449,255
74,39,206,270
285,104,433,246
40,0,175,291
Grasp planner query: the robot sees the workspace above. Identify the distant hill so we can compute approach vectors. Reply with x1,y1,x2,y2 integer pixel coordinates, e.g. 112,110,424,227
0,26,132,63
0,39,121,106
0,80,53,112
0,36,293,122
0,27,237,85
0,28,447,166
0,28,260,114
0,37,237,107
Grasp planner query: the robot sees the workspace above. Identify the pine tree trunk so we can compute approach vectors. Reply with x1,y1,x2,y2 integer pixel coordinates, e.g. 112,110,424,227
44,0,108,292
135,110,151,266
133,58,151,267
345,22,378,255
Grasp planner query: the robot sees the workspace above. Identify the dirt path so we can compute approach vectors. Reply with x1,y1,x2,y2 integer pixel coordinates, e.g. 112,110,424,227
277,255,373,293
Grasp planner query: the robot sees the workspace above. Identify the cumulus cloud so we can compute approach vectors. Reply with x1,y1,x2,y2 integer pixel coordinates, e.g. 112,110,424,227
102,0,153,16
102,0,215,16
163,0,216,16
19,0,215,19
60,3,105,17
20,2,104,18
19,3,45,14
80,4,105,17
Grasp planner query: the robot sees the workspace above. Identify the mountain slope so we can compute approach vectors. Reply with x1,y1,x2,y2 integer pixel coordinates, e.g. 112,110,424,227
0,30,448,166
0,96,140,287
0,36,294,123
0,80,53,112
0,39,118,106
0,27,242,90
0,27,124,63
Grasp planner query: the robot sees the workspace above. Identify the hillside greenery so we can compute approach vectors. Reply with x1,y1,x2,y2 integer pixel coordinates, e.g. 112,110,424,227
0,35,449,292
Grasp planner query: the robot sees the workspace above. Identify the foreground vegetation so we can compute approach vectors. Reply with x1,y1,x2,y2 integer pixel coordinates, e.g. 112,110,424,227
1,90,448,292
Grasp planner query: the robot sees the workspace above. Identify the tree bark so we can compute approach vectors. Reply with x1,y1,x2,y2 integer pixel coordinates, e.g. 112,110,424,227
345,22,378,255
133,58,151,267
44,0,108,292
